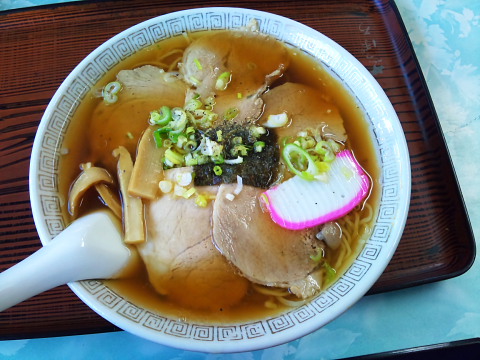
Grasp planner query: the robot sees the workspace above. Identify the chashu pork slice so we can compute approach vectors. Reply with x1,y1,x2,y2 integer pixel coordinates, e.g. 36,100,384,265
180,26,289,125
260,82,347,142
136,168,248,311
116,64,187,100
90,65,188,170
212,183,323,298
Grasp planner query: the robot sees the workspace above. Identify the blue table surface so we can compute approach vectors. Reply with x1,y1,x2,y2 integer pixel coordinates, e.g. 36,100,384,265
1,0,479,358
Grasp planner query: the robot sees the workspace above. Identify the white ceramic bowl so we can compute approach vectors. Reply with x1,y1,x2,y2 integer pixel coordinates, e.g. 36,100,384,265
29,7,410,353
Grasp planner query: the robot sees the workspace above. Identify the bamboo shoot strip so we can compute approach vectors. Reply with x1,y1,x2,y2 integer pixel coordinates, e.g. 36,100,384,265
128,127,165,200
113,146,145,244
68,164,114,218
95,183,122,219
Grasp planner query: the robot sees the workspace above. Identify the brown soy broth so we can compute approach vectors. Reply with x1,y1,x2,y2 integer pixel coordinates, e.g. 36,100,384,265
58,30,380,324
107,276,283,324
58,34,193,214
284,48,381,274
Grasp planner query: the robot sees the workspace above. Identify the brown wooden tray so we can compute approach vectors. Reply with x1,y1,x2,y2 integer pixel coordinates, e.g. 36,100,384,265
0,0,475,339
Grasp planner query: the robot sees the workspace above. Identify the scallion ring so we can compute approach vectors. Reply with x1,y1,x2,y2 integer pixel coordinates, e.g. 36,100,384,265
149,106,172,126
164,148,184,165
102,81,122,104
170,107,188,134
213,165,223,176
254,141,265,153
282,143,319,181
184,99,203,112
223,107,239,121
215,71,231,91
314,141,331,156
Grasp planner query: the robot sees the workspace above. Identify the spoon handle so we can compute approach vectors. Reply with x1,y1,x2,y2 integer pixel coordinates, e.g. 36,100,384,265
0,211,129,312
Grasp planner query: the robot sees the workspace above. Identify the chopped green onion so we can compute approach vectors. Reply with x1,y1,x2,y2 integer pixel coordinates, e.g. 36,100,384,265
192,152,210,165
168,131,181,143
149,106,172,126
230,144,249,157
102,81,122,104
185,99,203,112
298,136,316,149
169,107,188,134
172,107,187,124
215,71,231,91
182,187,197,199
163,157,174,169
327,139,342,153
316,161,331,173
250,126,266,138
153,129,165,148
184,140,198,152
310,248,324,262
282,143,319,181
184,111,194,125
216,130,223,142
237,92,243,99
193,58,203,70
254,141,265,153
232,136,243,145
300,170,315,181
324,262,337,283
212,153,225,164
126,132,134,139
314,140,336,162
165,148,184,165
185,154,198,166
314,141,330,155
155,126,173,135
205,96,216,107
185,126,195,136
193,109,218,128
213,165,223,176
176,135,187,148
324,150,335,163
195,194,208,207
224,107,239,121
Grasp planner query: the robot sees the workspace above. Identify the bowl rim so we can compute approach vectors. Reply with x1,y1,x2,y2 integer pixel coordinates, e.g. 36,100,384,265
29,7,411,353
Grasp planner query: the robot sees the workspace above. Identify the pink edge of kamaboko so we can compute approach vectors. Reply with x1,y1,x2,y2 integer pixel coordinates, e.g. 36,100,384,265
261,150,371,230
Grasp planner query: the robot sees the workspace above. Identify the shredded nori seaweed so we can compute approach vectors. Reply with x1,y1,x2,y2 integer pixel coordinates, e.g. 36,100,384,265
193,123,279,188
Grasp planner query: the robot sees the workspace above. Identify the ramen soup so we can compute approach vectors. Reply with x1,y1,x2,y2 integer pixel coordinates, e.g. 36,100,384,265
60,22,380,324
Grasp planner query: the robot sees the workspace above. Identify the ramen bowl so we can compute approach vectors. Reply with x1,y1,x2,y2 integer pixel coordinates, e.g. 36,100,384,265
29,7,410,353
